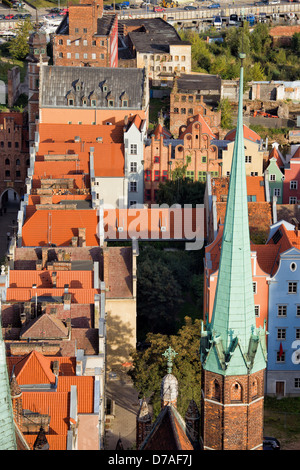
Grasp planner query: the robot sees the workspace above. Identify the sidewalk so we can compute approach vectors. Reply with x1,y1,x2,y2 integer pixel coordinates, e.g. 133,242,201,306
0,201,19,262
105,373,140,450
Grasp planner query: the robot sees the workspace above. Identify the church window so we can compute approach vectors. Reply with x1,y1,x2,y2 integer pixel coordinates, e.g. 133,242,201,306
211,379,221,401
231,382,243,402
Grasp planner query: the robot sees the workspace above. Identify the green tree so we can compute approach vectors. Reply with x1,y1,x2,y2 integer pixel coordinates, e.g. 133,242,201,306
8,18,33,60
291,33,300,55
129,317,202,419
155,179,206,206
218,98,233,130
137,246,184,335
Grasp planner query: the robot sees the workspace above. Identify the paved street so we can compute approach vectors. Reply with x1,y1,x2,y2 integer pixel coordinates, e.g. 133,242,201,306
0,200,20,262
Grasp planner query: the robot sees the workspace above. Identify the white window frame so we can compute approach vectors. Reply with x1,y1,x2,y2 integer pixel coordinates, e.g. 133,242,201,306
274,188,281,197
289,197,297,204
130,144,138,155
129,181,137,192
269,174,276,181
130,162,137,173
290,180,298,190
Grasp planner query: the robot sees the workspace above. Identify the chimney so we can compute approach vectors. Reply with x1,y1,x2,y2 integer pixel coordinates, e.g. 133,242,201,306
52,360,59,376
78,227,86,247
41,248,48,269
51,271,57,287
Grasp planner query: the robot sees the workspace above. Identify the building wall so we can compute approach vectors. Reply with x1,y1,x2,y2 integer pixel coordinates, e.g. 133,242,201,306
0,114,29,206
170,93,221,138
144,120,219,204
267,247,300,396
201,369,264,450
94,176,126,208
105,298,136,369
282,160,300,204
124,121,145,207
265,158,284,204
40,107,148,127
53,13,118,68
221,140,264,177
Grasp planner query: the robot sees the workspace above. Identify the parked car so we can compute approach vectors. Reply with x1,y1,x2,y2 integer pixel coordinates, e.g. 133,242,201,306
153,6,165,11
0,14,5,20
5,14,14,19
184,5,197,9
263,437,280,450
13,14,23,19
207,3,220,8
268,0,280,4
213,14,222,27
229,13,238,25
130,3,140,7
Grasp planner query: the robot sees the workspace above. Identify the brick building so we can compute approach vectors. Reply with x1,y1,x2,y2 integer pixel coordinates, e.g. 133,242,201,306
53,0,118,68
0,112,29,209
144,114,218,204
169,73,221,137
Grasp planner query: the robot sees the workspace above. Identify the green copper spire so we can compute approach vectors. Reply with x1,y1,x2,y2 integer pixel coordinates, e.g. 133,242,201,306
0,303,17,449
200,55,267,376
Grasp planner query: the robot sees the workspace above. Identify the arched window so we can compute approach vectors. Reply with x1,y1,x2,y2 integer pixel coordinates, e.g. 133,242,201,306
16,159,20,166
5,158,10,165
231,382,243,402
211,379,221,401
251,378,258,400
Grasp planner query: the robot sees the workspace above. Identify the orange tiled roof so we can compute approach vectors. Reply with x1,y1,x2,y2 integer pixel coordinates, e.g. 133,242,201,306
6,352,95,450
9,270,94,289
269,25,300,37
21,209,99,247
268,146,285,167
153,123,172,139
93,143,125,177
225,124,261,143
179,114,216,140
38,122,124,144
215,201,272,235
6,287,99,304
211,176,266,202
13,351,56,385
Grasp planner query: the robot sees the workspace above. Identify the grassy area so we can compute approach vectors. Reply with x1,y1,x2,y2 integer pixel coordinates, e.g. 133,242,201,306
0,57,27,84
264,397,300,449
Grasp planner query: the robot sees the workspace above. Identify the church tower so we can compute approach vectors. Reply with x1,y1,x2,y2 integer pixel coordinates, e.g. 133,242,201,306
200,54,268,451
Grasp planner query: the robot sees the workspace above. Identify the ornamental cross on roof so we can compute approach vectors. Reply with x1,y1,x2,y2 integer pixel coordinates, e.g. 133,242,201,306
162,346,177,374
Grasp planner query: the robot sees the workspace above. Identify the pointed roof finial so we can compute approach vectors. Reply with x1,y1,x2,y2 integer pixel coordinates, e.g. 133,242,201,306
162,346,177,374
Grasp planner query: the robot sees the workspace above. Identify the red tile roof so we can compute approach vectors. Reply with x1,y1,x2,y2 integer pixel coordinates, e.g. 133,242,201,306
225,124,261,143
179,114,216,140
38,122,124,144
6,352,95,450
21,209,99,247
6,287,99,304
268,146,285,167
269,25,300,38
9,270,94,289
93,143,124,177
